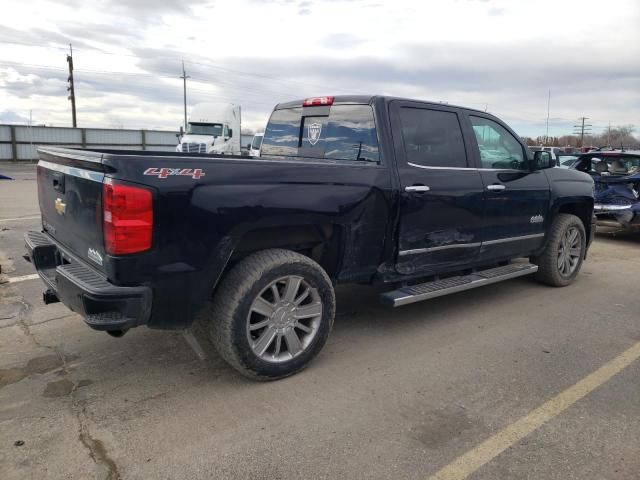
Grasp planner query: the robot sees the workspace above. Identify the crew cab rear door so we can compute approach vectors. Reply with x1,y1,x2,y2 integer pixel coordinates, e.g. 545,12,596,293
462,113,550,260
389,101,485,275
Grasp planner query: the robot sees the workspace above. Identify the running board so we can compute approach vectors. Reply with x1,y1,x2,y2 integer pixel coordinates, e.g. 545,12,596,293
380,263,538,307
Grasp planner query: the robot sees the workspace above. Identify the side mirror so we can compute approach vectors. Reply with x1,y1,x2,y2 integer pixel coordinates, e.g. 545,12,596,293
532,150,555,170
228,128,233,138
177,126,184,140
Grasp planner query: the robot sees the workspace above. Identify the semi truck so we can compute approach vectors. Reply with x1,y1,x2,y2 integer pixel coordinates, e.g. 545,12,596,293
176,102,241,155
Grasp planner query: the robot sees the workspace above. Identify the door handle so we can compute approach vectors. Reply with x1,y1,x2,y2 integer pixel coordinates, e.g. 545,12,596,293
486,184,506,191
405,185,430,193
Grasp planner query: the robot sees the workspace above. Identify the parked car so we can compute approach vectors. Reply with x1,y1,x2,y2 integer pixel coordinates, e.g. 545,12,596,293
25,95,595,380
571,151,640,230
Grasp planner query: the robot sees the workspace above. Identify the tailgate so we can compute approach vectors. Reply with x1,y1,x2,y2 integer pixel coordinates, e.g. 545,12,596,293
37,148,107,271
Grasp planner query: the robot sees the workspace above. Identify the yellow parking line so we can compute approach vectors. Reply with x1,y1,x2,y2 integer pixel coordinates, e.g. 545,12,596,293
428,341,640,480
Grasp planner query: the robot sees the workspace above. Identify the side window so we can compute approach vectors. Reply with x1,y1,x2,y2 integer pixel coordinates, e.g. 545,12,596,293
261,107,302,156
469,116,526,170
398,108,468,168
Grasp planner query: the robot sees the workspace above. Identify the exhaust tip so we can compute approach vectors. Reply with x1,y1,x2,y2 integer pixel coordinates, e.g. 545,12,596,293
43,289,60,305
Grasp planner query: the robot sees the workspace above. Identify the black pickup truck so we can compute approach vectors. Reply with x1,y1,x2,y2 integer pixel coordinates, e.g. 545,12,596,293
25,95,595,379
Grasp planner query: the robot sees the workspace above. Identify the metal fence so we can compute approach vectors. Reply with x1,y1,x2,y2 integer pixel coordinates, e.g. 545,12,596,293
0,124,180,161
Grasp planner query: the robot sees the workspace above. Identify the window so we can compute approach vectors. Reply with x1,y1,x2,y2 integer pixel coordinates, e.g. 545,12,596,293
398,108,468,168
324,105,379,162
470,116,526,170
261,107,303,156
187,122,223,136
251,135,263,150
261,105,379,162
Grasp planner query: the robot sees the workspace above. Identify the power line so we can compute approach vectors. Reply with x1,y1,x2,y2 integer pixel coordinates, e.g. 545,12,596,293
0,40,351,94
66,44,77,127
0,59,323,106
180,60,190,130
572,117,592,147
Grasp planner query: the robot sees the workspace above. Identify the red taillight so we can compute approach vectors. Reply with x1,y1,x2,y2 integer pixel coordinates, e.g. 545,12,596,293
303,96,334,107
103,180,153,255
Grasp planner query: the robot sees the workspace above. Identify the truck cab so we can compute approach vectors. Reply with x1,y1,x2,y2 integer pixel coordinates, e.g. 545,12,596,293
249,132,263,157
177,102,241,155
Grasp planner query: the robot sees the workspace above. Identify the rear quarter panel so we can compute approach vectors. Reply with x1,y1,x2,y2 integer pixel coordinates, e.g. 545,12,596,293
103,153,393,328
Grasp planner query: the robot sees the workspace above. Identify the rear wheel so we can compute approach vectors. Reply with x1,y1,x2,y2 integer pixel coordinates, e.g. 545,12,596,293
533,213,586,287
204,249,335,380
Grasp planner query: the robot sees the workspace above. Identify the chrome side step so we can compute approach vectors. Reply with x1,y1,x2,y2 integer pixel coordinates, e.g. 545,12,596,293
380,263,538,307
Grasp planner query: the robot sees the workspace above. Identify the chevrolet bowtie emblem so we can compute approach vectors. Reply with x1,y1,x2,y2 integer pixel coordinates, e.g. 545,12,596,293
55,198,66,215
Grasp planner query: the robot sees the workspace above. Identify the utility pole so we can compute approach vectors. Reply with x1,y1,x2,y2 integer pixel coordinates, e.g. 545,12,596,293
180,60,190,130
66,43,77,128
573,116,592,148
545,89,551,144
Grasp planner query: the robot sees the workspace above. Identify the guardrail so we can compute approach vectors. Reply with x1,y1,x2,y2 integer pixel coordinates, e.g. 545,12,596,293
0,124,179,161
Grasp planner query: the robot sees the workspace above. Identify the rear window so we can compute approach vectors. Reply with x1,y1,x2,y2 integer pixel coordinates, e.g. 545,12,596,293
261,105,379,162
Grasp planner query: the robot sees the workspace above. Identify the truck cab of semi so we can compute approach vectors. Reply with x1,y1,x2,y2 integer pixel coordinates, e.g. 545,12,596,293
249,132,264,157
177,103,241,155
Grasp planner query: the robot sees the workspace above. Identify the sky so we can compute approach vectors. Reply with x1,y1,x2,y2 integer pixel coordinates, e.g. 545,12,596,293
0,0,638,138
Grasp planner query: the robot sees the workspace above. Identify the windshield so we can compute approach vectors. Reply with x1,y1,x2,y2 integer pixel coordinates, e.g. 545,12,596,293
251,135,263,150
187,122,223,136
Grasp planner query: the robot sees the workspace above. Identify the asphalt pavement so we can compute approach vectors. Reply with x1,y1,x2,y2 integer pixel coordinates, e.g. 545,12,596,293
1,162,639,479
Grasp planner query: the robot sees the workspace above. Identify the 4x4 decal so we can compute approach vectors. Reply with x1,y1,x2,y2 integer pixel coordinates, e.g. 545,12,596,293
143,167,205,179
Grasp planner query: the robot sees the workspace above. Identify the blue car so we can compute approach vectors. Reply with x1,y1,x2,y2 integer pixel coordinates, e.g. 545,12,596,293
571,151,640,230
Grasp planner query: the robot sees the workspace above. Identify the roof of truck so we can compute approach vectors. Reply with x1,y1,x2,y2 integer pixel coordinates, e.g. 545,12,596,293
274,95,487,114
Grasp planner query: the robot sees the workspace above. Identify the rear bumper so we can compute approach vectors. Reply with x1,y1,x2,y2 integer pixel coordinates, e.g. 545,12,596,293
594,205,640,230
24,231,152,331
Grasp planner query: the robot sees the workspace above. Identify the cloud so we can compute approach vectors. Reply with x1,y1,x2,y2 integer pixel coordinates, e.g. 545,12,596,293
488,7,506,15
1,0,638,136
0,110,30,123
321,33,364,49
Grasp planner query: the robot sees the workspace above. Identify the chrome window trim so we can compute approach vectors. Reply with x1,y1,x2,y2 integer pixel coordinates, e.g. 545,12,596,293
407,162,524,173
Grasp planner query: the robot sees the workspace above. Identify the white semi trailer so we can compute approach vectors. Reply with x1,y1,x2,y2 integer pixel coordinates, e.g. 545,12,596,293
177,103,241,155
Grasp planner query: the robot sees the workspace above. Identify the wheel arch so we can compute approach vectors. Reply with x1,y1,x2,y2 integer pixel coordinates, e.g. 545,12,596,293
229,223,344,281
554,199,594,245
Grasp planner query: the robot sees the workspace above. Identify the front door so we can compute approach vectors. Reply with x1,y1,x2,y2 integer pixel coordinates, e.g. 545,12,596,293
464,114,551,260
390,102,485,276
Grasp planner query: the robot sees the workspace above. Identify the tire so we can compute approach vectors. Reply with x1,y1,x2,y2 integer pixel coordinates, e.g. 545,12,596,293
203,249,335,380
533,213,586,287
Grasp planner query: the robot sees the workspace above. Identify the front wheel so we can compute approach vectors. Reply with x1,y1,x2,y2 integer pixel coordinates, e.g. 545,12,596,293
533,213,586,287
205,249,335,380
